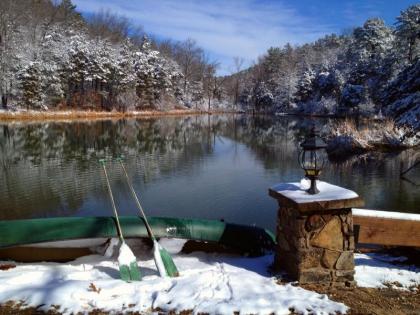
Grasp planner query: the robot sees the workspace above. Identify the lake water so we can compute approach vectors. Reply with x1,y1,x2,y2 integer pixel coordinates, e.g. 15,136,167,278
0,115,419,231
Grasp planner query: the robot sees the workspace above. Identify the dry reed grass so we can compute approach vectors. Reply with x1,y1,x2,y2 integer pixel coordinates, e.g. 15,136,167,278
0,109,238,123
330,119,414,149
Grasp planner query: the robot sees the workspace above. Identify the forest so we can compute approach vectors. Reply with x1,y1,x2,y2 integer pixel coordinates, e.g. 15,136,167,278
0,1,418,130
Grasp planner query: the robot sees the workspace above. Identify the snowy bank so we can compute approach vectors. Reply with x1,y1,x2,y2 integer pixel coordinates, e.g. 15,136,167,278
326,119,419,159
0,109,212,122
1,238,347,315
355,253,420,290
1,239,419,314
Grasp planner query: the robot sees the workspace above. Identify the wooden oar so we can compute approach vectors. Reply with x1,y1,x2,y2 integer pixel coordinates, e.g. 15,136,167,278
117,157,179,277
99,159,141,282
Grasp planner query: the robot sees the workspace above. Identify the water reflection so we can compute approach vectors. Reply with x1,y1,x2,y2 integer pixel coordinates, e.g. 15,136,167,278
0,115,418,230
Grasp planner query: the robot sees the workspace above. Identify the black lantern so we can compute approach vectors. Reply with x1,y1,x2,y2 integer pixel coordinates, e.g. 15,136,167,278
299,126,327,194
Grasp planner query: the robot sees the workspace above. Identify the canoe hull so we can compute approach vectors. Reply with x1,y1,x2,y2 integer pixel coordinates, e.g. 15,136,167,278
0,216,275,262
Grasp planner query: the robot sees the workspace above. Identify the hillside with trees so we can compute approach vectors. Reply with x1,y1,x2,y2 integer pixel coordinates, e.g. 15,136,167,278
0,0,222,112
224,4,419,130
0,1,418,130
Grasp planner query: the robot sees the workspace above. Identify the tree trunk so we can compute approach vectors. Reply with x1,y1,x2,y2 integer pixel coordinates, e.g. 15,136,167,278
1,95,7,109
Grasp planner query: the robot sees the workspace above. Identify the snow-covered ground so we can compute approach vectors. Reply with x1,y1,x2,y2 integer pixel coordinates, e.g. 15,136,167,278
355,252,420,290
0,238,419,314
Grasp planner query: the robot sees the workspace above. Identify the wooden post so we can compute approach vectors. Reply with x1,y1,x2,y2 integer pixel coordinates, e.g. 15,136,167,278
269,181,364,287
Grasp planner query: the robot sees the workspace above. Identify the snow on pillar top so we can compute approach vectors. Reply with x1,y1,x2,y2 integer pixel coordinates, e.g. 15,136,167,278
269,181,364,213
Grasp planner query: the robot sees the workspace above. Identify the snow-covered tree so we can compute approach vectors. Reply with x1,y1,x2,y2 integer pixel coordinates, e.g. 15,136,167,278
66,34,91,106
340,84,365,111
20,62,43,109
190,81,204,108
0,0,26,108
134,37,183,109
107,39,137,109
252,82,273,111
395,4,420,63
295,69,315,103
349,18,394,84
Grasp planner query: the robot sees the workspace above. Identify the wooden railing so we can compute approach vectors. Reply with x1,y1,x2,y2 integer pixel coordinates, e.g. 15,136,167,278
353,209,420,247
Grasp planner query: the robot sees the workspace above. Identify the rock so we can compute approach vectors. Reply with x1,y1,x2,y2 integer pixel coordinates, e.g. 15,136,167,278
310,217,344,250
275,252,299,276
348,236,355,251
342,223,349,235
291,236,308,250
277,233,290,251
322,249,341,269
335,270,355,283
299,249,323,269
336,251,354,270
298,269,331,284
305,215,325,232
321,214,333,223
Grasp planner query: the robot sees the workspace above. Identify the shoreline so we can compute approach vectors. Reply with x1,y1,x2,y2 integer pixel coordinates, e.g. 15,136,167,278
0,108,398,123
0,109,241,123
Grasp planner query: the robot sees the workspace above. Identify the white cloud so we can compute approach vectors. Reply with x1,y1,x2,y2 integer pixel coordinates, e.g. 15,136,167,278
73,0,335,74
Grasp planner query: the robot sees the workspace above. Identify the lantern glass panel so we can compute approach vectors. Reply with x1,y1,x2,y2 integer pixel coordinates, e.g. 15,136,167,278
299,149,327,174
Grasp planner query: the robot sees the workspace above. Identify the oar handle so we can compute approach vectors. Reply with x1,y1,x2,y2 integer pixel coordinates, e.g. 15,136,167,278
100,160,125,242
118,158,156,240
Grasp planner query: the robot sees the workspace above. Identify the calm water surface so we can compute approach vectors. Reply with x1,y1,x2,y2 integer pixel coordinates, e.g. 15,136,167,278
0,115,419,231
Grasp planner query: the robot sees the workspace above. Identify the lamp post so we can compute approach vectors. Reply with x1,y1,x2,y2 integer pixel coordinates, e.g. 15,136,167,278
299,126,327,194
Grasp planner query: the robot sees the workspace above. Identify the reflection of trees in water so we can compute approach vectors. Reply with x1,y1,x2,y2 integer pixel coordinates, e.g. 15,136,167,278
219,115,327,172
0,116,418,219
0,117,221,219
0,115,325,174
222,116,298,172
326,148,420,212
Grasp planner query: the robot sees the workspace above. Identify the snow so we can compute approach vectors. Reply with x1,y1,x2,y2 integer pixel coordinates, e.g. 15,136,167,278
117,242,137,266
0,238,347,315
271,180,359,203
153,240,168,277
355,253,420,290
353,208,420,221
1,238,419,313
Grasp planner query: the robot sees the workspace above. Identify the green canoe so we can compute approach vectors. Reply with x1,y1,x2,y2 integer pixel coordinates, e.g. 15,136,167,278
0,216,275,262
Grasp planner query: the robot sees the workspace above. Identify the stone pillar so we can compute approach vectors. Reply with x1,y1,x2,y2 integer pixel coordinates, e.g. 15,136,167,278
269,181,364,287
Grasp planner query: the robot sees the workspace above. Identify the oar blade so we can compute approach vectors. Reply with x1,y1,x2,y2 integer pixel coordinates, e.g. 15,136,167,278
154,241,179,277
160,247,179,277
118,260,141,282
118,243,142,282
119,264,139,282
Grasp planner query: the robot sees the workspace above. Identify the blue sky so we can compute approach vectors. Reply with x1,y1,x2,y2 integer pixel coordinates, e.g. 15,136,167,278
72,0,417,75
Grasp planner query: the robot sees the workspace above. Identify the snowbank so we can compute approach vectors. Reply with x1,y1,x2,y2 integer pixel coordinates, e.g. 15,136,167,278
1,239,419,314
0,239,346,314
355,253,420,290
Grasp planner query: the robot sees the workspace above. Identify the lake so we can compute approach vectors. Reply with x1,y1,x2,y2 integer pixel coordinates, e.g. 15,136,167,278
0,115,419,231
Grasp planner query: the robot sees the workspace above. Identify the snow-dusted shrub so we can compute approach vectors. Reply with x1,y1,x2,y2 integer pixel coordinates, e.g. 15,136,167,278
319,97,337,114
327,119,419,158
313,69,343,97
382,59,419,105
340,84,365,109
387,93,420,132
358,99,376,117
380,59,420,130
296,97,337,115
